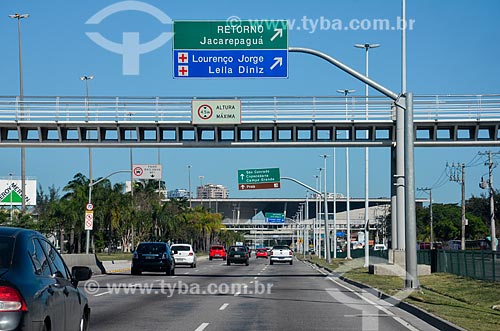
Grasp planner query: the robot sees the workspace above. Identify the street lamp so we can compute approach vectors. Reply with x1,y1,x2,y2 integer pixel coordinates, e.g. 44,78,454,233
80,75,95,207
316,168,323,258
336,89,356,259
8,173,15,222
355,43,380,267
320,154,331,264
9,13,29,212
187,165,192,208
199,175,204,206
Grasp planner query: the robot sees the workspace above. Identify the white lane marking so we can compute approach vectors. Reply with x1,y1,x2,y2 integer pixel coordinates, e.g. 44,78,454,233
234,292,241,297
184,272,190,275
94,291,111,297
325,277,419,331
254,277,258,280
219,303,229,310
171,276,177,279
249,281,254,284
194,323,209,331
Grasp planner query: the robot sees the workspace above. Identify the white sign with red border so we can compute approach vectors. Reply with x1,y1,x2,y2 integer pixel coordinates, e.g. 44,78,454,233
85,211,94,230
132,164,162,180
192,100,241,125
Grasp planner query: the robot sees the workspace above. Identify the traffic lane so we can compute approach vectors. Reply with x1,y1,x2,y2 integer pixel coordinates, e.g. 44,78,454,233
203,258,438,331
85,256,270,330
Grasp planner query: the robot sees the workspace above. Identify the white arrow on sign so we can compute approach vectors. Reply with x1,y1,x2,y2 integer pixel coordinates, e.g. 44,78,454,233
270,28,283,42
240,184,246,189
270,57,283,70
240,174,245,180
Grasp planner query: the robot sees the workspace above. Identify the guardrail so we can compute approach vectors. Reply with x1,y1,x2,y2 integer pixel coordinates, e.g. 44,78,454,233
0,94,499,123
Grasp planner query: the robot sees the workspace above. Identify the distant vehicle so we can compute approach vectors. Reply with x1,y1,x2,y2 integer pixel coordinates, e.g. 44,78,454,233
171,244,197,268
270,245,293,265
255,247,269,259
0,226,92,331
131,242,175,275
418,242,443,250
209,245,227,260
373,244,388,251
227,245,249,266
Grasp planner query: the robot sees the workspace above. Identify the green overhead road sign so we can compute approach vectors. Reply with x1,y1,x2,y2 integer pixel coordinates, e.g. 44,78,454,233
238,168,280,190
173,20,288,50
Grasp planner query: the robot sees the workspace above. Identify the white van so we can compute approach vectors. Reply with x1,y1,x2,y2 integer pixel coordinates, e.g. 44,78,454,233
374,244,387,251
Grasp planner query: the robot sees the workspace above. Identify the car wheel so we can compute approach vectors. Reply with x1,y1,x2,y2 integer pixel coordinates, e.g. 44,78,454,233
191,263,196,268
290,260,293,265
131,268,141,275
227,261,231,266
209,257,212,261
245,261,249,266
270,261,273,265
223,257,226,261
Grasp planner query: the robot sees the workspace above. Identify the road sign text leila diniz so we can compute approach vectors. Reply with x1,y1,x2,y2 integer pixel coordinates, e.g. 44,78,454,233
173,20,288,78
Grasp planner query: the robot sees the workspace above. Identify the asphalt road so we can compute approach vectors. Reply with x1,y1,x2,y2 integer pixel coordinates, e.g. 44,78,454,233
84,257,439,331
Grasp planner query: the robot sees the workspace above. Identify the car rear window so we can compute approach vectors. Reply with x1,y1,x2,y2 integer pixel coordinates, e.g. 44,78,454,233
230,246,246,253
136,243,166,254
273,245,290,250
0,236,14,269
211,246,224,250
171,245,190,252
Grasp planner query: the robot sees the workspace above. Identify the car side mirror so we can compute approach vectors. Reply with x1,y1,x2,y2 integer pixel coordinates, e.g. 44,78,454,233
72,266,92,284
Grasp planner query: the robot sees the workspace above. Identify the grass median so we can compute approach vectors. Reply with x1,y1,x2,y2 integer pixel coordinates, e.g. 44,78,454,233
301,255,500,331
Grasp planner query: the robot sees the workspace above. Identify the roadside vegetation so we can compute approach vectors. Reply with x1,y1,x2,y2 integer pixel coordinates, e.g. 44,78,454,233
303,256,500,331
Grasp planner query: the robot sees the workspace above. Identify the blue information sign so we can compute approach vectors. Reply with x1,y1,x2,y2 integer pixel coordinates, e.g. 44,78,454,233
174,50,288,78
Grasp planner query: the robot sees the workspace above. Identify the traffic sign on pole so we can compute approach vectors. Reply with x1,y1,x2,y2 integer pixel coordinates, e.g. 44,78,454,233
238,167,280,190
192,100,241,124
173,20,288,78
132,164,162,180
85,211,94,231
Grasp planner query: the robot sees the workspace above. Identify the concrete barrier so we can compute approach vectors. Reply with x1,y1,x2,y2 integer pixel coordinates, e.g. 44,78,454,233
62,254,106,275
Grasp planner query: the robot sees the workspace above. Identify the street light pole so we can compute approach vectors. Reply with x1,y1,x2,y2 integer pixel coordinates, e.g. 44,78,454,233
355,43,380,267
337,89,355,259
320,154,331,264
80,75,95,253
317,168,323,259
8,173,15,222
9,13,29,212
199,176,204,207
187,165,192,208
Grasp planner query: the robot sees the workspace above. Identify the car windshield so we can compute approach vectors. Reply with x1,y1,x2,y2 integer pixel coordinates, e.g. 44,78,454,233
0,236,14,269
136,243,165,254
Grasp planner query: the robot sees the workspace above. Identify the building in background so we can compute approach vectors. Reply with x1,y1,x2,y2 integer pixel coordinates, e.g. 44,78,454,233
167,188,190,199
197,184,229,199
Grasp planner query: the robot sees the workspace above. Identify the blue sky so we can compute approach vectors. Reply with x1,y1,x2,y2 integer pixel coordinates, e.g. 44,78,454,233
1,0,500,205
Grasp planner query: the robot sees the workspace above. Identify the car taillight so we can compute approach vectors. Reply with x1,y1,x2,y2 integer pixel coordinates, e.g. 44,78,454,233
289,251,293,256
270,251,274,255
0,286,27,312
189,252,193,256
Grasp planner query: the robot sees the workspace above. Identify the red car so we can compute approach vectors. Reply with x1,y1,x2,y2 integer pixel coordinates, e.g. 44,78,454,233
209,245,227,260
255,248,268,259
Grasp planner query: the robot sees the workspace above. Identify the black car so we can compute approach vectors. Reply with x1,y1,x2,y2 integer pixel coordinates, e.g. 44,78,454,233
131,242,175,275
0,226,92,331
226,245,249,266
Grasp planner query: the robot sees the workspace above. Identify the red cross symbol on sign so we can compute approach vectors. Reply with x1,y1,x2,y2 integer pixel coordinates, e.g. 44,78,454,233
178,52,188,63
178,65,189,76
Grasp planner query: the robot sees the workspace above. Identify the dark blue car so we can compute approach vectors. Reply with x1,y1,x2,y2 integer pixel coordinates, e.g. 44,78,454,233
131,242,175,275
0,226,92,331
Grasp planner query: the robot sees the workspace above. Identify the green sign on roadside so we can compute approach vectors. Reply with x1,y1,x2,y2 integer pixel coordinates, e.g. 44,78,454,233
173,20,288,50
238,168,281,190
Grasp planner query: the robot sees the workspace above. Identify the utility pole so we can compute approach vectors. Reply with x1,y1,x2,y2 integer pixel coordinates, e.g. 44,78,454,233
479,151,498,251
449,163,466,250
417,187,433,247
